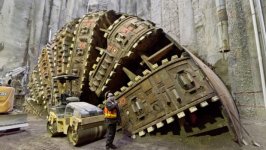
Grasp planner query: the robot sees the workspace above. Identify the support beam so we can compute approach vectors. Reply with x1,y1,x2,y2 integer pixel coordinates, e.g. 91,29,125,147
148,43,174,64
122,67,137,81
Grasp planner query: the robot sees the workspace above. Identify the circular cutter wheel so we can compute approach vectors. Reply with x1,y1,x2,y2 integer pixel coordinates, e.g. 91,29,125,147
67,126,80,146
47,122,59,137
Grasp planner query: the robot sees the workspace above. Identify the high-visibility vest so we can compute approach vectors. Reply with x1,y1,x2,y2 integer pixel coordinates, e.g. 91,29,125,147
104,107,117,119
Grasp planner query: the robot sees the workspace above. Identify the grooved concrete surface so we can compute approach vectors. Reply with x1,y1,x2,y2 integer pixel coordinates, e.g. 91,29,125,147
0,115,265,150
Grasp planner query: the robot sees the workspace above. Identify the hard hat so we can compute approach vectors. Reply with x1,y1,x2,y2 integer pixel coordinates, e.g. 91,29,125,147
107,92,114,98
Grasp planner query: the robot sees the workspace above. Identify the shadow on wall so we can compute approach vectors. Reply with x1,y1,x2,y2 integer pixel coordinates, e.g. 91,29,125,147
214,58,231,91
0,42,4,51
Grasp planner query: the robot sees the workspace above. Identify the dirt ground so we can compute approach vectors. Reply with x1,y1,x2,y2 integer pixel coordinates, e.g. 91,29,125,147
0,115,264,150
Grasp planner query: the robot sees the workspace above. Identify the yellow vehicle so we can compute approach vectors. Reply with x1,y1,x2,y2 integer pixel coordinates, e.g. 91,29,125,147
0,85,28,131
46,75,106,146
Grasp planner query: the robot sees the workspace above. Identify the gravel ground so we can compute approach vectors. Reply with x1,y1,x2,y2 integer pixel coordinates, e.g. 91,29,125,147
0,115,264,150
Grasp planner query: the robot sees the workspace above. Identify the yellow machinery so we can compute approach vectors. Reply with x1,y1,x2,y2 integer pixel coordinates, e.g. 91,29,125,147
0,86,28,131
0,86,14,113
47,75,106,146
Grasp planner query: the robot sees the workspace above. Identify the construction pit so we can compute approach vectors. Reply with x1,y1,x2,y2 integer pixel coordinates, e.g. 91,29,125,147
0,10,264,150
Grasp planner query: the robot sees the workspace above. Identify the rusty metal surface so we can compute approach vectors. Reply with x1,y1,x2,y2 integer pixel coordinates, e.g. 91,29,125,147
115,57,216,135
26,11,242,143
183,48,243,143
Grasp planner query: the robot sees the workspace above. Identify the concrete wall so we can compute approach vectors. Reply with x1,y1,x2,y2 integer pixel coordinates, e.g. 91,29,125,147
0,0,90,76
0,0,264,117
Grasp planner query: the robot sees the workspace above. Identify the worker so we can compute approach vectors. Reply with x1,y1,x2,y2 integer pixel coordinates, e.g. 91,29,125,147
104,92,121,150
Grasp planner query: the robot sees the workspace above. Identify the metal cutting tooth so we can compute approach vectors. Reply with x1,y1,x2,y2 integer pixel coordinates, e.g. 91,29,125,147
90,86,96,91
70,44,74,49
171,55,178,60
87,45,92,51
92,64,97,69
100,50,104,55
152,63,159,69
81,76,85,82
135,75,142,81
105,78,111,84
189,106,198,113
85,53,90,59
211,96,219,102
177,112,185,118
131,135,136,139
48,56,52,59
114,63,120,69
146,31,152,35
114,19,119,24
156,122,164,129
104,33,108,38
126,51,133,57
120,86,127,92
139,36,145,41
107,25,113,30
110,71,116,77
101,86,107,91
200,101,208,107
166,117,174,124
88,39,93,44
96,57,101,62
139,131,145,137
84,61,88,67
72,37,76,42
127,81,134,87
132,43,138,49
147,126,154,133
93,81,99,86
114,91,121,96
162,58,169,64
142,69,151,76
63,53,69,57
120,15,126,19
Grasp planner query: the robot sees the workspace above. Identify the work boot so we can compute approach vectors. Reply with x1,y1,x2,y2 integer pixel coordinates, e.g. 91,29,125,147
110,144,117,149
